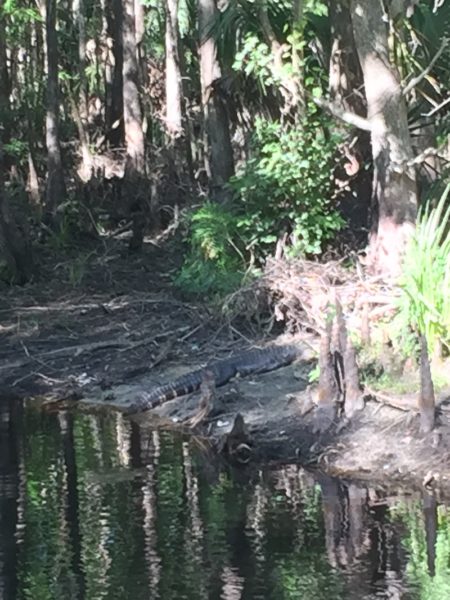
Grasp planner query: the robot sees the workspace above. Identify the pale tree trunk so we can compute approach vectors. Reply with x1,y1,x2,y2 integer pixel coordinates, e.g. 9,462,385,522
165,0,182,138
351,0,417,278
198,0,234,203
164,0,194,197
44,0,67,220
135,0,152,144
122,0,146,251
72,0,93,181
105,0,124,147
26,18,43,206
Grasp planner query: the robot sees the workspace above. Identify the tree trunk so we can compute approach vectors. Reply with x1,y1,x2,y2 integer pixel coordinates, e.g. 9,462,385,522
198,0,234,203
134,0,146,85
163,0,194,200
329,0,365,117
44,0,67,220
27,151,41,207
0,141,33,284
351,0,417,278
165,0,183,138
122,0,146,251
105,0,124,147
258,2,301,118
72,0,93,181
418,333,435,434
0,2,11,149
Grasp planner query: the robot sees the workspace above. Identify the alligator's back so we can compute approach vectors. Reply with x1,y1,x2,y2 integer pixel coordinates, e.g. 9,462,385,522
127,344,301,414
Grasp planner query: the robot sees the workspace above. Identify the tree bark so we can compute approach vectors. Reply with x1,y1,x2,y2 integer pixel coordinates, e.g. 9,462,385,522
419,333,435,434
72,0,93,181
0,141,33,284
329,0,365,117
105,0,124,147
163,0,194,198
198,0,234,203
122,0,146,250
258,2,302,118
0,2,11,149
44,0,67,220
165,0,183,138
351,0,417,278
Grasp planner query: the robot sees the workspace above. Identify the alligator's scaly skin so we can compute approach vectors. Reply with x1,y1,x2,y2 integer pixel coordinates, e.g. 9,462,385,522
127,344,301,414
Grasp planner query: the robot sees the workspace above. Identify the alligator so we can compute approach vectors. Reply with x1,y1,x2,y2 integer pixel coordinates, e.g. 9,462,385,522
126,344,302,414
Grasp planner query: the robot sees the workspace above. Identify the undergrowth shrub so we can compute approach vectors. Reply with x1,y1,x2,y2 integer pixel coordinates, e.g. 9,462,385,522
230,116,344,258
177,114,344,296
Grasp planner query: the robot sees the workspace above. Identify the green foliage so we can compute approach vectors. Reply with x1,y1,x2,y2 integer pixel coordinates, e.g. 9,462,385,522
178,115,343,297
175,202,246,296
230,116,344,258
3,137,28,166
398,184,450,354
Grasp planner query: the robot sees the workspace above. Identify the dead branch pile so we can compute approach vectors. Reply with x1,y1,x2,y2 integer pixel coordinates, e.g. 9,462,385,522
226,257,400,338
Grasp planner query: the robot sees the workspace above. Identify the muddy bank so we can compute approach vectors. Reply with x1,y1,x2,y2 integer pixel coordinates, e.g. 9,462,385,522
2,238,450,493
77,344,450,496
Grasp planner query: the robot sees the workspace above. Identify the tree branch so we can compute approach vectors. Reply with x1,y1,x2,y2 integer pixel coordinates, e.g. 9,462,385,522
311,95,372,131
422,96,450,117
402,37,448,96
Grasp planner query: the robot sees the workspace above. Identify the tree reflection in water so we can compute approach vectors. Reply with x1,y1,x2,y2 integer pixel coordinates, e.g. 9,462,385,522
0,402,449,599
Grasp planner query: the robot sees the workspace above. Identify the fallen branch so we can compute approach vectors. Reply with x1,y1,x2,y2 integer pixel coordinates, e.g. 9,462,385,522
0,339,129,374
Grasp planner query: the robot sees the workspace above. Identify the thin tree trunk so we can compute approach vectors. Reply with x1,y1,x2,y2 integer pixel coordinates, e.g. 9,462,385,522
165,0,183,138
72,0,93,180
44,0,67,220
105,0,124,147
164,0,194,198
134,0,146,86
27,151,41,207
198,0,234,203
123,0,145,174
418,333,435,433
0,2,11,150
122,0,146,251
0,141,33,283
351,0,417,278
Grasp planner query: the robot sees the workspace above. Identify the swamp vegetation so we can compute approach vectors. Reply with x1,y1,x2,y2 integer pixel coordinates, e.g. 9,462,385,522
1,0,450,596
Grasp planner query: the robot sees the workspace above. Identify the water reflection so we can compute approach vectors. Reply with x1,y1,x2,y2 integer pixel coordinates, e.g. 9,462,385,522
1,401,450,599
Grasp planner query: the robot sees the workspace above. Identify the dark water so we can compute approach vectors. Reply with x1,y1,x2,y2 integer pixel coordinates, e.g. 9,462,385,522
1,399,450,599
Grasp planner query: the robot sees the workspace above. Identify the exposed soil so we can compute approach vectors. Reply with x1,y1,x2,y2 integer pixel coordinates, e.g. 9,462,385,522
2,236,450,495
